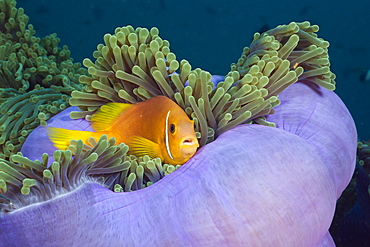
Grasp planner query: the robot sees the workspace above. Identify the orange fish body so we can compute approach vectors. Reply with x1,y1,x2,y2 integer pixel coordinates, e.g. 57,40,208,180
47,96,199,165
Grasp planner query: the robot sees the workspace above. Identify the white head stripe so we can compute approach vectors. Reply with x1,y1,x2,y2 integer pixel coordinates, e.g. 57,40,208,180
165,110,174,160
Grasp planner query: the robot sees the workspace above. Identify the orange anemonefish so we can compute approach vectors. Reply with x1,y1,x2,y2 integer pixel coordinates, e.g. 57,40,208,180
47,96,199,165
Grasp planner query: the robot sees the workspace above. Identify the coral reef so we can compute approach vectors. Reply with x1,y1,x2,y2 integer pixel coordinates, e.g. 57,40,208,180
330,141,370,246
71,22,335,146
357,141,370,175
0,0,86,159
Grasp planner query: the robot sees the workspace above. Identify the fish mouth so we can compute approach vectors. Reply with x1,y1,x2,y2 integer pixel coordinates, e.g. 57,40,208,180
179,136,199,158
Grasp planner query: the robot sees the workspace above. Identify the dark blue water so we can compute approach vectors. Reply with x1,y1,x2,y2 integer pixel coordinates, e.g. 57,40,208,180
17,0,370,140
16,0,370,140
15,1,370,246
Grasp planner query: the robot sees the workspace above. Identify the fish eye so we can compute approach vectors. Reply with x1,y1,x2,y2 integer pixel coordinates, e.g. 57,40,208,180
170,124,175,134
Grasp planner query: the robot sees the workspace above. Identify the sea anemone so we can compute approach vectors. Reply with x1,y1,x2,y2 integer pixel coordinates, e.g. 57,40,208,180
0,80,356,246
0,1,356,245
71,21,334,146
0,0,86,159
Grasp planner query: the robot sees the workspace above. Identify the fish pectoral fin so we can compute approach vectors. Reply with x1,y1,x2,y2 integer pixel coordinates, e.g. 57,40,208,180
128,136,162,159
91,103,132,132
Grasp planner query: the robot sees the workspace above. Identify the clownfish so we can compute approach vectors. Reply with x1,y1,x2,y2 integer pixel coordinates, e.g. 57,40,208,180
47,96,199,165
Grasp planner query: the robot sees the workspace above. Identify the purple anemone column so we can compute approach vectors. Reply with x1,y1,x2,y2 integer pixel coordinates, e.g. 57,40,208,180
0,81,356,247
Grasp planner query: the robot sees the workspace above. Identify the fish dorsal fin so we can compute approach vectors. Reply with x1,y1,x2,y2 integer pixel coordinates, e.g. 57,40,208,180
128,136,162,160
91,103,132,131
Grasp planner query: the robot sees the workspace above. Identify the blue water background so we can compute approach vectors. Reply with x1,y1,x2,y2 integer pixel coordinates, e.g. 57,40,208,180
16,0,370,140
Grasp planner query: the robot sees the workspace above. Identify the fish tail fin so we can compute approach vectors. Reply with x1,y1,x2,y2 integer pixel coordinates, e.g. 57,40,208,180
46,127,99,150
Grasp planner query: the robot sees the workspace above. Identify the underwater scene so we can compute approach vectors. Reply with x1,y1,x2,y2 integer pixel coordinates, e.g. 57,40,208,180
0,0,369,246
